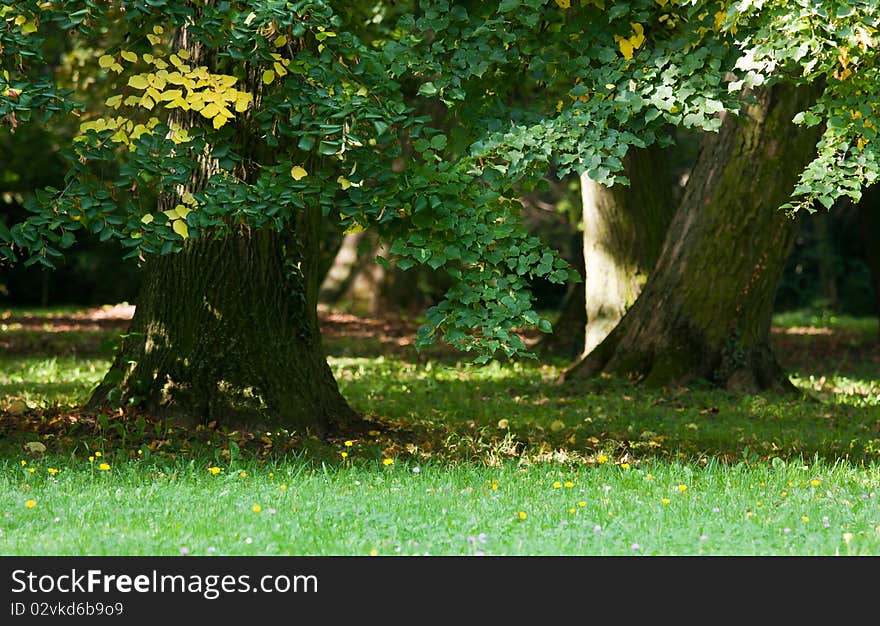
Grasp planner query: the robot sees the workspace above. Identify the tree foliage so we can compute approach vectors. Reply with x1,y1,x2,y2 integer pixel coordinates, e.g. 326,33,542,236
3,0,880,360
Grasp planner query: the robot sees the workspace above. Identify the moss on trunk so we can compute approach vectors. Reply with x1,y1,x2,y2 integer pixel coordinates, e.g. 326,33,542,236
566,83,822,392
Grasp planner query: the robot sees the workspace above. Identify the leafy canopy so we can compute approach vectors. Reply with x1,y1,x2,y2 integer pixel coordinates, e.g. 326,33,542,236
2,0,880,359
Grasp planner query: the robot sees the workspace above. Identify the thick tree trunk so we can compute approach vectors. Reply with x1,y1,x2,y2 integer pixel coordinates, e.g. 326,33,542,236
580,145,676,356
857,187,880,327
86,12,359,433
565,84,822,392
87,220,358,433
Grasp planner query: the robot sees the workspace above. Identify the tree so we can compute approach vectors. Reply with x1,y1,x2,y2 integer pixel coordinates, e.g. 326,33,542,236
857,186,880,328
579,144,676,357
566,83,822,391
1,1,572,430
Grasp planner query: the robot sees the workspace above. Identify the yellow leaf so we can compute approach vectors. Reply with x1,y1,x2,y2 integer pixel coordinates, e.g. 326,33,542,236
158,89,182,102
141,214,154,224
630,23,645,49
98,54,114,68
105,95,123,109
173,220,189,239
143,53,155,64
290,165,308,180
212,114,229,129
121,50,138,63
619,38,634,60
152,25,164,35
656,0,668,5
163,207,180,220
147,33,161,45
262,70,275,85
21,21,37,34
174,204,191,219
234,93,252,113
14,15,26,26
555,0,571,7
181,191,196,206
337,176,352,190
128,75,149,90
177,49,190,60
274,35,287,47
201,102,220,119
274,61,287,76
343,223,366,234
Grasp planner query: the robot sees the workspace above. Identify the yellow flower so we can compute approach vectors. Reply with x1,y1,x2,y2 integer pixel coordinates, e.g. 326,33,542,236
344,440,353,447
553,481,561,489
810,479,821,487
620,463,630,470
382,458,394,466
341,452,349,459
137,449,143,455
47,467,59,476
746,511,753,518
98,463,110,471
518,511,527,520
787,481,794,487
20,460,27,466
239,471,247,478
781,491,787,498
280,484,287,491
596,454,608,464
661,498,670,505
24,499,36,508
369,548,378,556
95,451,102,457
801,515,809,523
88,456,94,463
678,484,687,492
491,480,499,491
27,468,35,474
646,473,653,480
843,532,853,543
268,472,274,478
578,501,586,507
564,481,574,488
252,505,262,513
207,467,221,475
569,508,576,514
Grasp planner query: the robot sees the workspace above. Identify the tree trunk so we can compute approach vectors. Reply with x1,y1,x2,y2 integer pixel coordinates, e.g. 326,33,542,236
580,145,677,356
857,187,880,327
87,220,358,434
86,12,359,434
565,83,822,392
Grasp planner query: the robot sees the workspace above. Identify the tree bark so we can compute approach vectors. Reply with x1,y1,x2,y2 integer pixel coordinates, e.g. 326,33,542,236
86,12,359,433
565,83,822,392
580,145,677,356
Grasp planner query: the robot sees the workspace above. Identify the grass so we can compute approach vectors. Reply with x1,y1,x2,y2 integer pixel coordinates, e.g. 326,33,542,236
0,305,878,555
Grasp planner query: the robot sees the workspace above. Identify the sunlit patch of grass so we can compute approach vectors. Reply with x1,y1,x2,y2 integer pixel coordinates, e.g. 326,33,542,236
0,356,106,408
772,310,878,335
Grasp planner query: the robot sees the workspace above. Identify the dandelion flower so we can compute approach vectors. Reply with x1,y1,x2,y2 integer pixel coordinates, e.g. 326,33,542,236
239,471,247,478
24,500,36,508
280,484,287,491
137,449,143,455
569,508,576,514
553,481,561,489
369,549,378,556
268,472,274,478
344,440,353,447
382,458,394,466
20,460,27,466
620,463,630,470
564,481,574,488
491,480,499,491
781,491,787,498
801,515,809,523
843,532,853,543
646,473,653,480
95,451,102,458
518,511,527,520
98,463,110,471
578,501,586,507
678,484,687,492
341,452,349,459
252,505,262,513
27,468,35,474
88,456,94,463
810,479,821,487
47,468,58,476
661,498,670,505
207,467,221,475
596,454,608,464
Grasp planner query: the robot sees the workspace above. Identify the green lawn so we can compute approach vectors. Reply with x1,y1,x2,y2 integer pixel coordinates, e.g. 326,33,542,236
1,306,878,555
